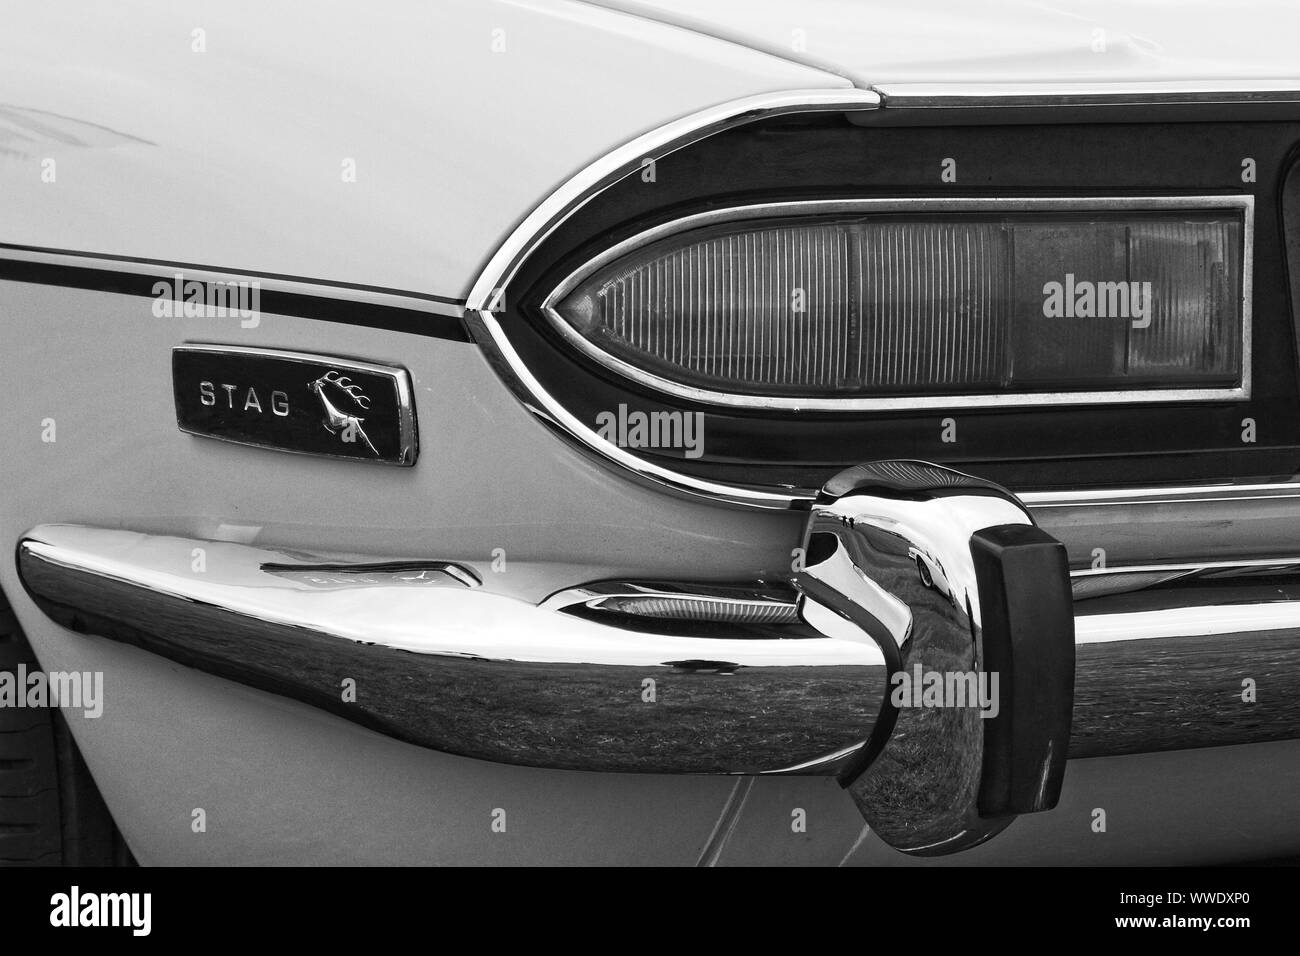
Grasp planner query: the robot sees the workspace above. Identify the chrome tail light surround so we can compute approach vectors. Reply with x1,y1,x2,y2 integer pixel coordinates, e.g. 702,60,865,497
464,89,1288,510
541,196,1253,411
465,89,884,510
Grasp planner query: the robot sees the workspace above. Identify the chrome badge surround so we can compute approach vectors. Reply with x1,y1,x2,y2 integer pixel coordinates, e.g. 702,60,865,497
172,344,418,465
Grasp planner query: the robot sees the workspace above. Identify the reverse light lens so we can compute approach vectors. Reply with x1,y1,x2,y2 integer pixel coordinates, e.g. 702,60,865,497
593,594,800,624
549,208,1245,400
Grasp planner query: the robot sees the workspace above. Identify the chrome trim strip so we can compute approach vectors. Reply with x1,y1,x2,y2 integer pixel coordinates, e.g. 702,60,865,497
1030,482,1300,574
1026,484,1300,590
1022,481,1300,506
0,244,467,318
464,89,881,509
469,308,803,509
465,88,880,312
450,342,1300,513
540,195,1253,411
1071,557,1300,579
871,83,1300,110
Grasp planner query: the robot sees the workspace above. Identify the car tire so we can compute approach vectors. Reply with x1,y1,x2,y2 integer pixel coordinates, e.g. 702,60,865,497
0,590,132,866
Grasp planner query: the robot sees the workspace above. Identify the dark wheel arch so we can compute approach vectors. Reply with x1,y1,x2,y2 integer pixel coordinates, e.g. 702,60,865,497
0,589,133,866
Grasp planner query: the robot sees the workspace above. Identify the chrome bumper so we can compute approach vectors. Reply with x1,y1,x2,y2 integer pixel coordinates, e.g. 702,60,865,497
17,525,886,776
16,466,1300,855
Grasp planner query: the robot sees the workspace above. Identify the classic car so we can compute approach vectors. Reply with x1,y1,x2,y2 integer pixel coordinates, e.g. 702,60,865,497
2,0,1300,868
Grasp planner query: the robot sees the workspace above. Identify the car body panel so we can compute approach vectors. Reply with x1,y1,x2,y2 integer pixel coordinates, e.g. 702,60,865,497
0,280,806,865
0,0,845,300
589,0,1300,88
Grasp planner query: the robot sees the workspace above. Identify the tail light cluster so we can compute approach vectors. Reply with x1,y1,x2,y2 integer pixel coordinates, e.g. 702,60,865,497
547,202,1247,404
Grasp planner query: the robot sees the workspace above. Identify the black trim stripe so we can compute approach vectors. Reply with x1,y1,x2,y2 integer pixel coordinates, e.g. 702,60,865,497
0,251,471,343
0,241,465,305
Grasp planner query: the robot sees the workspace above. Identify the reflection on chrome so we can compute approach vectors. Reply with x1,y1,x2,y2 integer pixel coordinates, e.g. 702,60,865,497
794,460,1075,856
17,525,886,777
16,460,1300,856
1071,575,1300,758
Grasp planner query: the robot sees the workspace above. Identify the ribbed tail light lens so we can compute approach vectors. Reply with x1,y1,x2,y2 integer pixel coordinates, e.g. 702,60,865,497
547,205,1246,403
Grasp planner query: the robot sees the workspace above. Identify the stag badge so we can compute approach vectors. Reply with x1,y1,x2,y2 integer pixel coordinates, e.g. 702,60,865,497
309,370,380,457
173,345,417,466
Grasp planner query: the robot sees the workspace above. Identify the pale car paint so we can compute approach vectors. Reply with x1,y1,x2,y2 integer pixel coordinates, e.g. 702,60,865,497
592,0,1300,89
2,0,1299,865
0,0,845,300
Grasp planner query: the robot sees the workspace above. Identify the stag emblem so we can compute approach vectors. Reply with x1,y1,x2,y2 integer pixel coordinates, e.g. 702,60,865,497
308,370,380,456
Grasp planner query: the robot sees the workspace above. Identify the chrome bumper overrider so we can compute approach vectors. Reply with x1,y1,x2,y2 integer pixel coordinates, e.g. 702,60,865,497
16,463,1300,855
